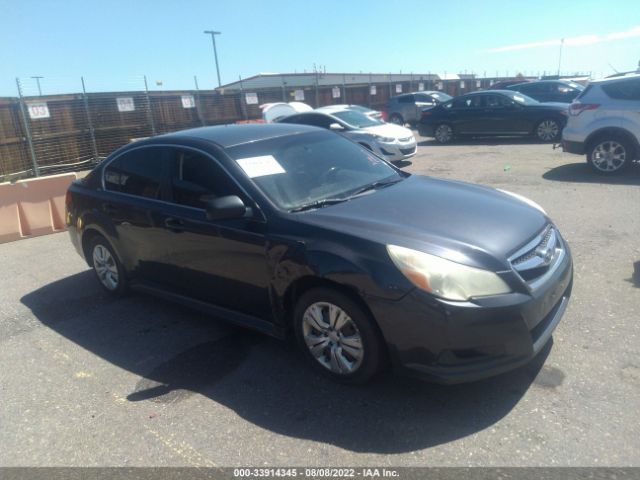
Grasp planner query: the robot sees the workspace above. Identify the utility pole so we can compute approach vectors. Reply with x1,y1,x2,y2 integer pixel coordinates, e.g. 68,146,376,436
31,76,44,96
204,30,222,87
557,38,564,77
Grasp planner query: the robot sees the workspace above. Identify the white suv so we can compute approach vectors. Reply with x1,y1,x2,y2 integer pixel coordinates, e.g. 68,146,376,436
562,73,640,174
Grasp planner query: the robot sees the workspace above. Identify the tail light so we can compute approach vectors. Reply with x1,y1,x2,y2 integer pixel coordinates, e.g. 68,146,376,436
381,111,388,122
569,102,600,116
65,190,72,208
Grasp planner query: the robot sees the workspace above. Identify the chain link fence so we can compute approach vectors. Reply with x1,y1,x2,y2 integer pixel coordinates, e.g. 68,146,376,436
0,72,588,181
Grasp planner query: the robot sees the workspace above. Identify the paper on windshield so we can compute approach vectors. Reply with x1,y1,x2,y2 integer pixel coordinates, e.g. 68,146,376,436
236,155,286,178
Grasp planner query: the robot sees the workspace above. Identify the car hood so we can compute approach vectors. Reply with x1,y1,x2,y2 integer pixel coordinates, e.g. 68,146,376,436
360,123,414,139
296,175,548,271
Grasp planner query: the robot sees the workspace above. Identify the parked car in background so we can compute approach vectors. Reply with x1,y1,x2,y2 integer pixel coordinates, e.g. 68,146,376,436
318,104,383,121
387,91,453,126
506,80,585,104
417,90,568,144
261,102,312,122
562,73,640,174
489,79,532,90
278,108,417,162
66,123,572,384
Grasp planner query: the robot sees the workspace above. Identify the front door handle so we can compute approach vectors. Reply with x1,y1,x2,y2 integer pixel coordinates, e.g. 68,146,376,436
164,217,184,232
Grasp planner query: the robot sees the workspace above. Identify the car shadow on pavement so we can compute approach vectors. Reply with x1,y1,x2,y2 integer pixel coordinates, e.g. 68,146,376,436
22,270,551,454
417,137,549,147
543,162,640,185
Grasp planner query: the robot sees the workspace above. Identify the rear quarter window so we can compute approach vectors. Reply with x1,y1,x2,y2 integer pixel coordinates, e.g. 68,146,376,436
104,147,167,199
601,79,640,100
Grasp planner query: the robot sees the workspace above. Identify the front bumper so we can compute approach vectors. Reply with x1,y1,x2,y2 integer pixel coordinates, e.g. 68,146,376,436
377,141,417,161
366,247,573,384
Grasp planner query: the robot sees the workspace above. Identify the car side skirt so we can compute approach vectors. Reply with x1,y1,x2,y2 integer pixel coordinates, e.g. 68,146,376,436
131,281,284,339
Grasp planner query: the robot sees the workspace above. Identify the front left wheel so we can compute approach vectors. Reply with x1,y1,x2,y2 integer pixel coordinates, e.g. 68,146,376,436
293,288,385,384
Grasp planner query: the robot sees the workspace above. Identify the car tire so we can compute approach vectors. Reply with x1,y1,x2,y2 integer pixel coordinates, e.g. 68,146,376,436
587,135,633,175
389,114,403,125
433,123,454,144
534,118,562,142
89,235,127,295
293,287,385,384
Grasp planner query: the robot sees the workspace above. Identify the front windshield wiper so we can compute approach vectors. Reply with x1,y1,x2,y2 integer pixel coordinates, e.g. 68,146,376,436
289,198,349,213
349,177,403,197
289,178,404,213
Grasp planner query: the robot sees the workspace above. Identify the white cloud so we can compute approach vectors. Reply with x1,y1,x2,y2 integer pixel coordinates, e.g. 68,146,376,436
488,26,640,53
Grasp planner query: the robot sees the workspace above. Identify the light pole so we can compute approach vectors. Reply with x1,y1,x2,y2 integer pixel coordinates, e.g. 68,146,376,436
31,76,44,96
557,38,564,77
204,30,222,87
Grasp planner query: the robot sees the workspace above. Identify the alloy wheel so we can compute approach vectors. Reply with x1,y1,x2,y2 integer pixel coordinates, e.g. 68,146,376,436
536,120,559,141
92,244,119,290
302,302,364,375
591,140,626,172
435,124,453,143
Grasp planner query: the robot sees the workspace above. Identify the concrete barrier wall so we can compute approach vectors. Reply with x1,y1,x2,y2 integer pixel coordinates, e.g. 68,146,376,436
0,173,78,244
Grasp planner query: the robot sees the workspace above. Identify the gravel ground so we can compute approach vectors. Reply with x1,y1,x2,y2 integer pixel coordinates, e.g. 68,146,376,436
1,137,639,467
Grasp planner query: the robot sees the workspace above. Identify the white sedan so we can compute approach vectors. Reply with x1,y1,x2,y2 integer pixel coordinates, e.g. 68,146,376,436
278,105,417,162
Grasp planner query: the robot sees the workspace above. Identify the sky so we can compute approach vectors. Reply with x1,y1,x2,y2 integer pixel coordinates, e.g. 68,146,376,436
1,0,639,96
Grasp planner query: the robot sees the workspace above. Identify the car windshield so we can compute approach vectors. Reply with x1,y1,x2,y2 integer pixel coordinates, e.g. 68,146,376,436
227,130,403,210
331,110,383,128
503,91,539,105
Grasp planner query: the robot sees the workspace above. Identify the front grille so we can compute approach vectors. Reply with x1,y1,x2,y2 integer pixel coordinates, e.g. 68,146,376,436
400,146,416,155
509,225,563,285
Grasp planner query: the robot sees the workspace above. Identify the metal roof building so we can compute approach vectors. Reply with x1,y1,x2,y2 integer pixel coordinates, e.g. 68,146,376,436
219,72,450,92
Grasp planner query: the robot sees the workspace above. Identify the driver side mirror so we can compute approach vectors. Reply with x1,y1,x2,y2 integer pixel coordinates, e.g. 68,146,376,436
329,123,345,131
205,195,246,221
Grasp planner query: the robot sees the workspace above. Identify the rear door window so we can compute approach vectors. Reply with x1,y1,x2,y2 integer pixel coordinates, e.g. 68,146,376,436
104,147,168,199
398,95,415,104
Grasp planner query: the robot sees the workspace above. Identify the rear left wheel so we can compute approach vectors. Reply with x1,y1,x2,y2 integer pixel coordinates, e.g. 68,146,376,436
293,288,384,384
90,236,127,295
434,123,454,144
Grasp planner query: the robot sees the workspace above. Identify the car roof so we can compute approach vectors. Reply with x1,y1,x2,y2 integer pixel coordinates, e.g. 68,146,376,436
392,91,440,98
160,123,319,148
591,72,640,84
464,90,513,96
316,105,351,113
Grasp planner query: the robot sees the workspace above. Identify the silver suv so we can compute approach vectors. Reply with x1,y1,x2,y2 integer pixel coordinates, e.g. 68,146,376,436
387,91,452,126
562,74,640,174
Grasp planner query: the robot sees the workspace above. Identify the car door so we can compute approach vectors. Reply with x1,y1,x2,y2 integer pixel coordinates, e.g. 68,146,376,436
450,95,488,134
397,94,416,122
413,93,437,122
483,93,530,133
102,146,172,279
156,146,271,318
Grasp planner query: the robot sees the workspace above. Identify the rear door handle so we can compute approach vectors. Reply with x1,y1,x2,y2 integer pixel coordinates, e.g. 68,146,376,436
164,217,185,232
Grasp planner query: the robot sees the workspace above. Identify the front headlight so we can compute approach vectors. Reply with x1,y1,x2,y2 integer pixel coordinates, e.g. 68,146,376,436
374,135,395,143
386,245,511,301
